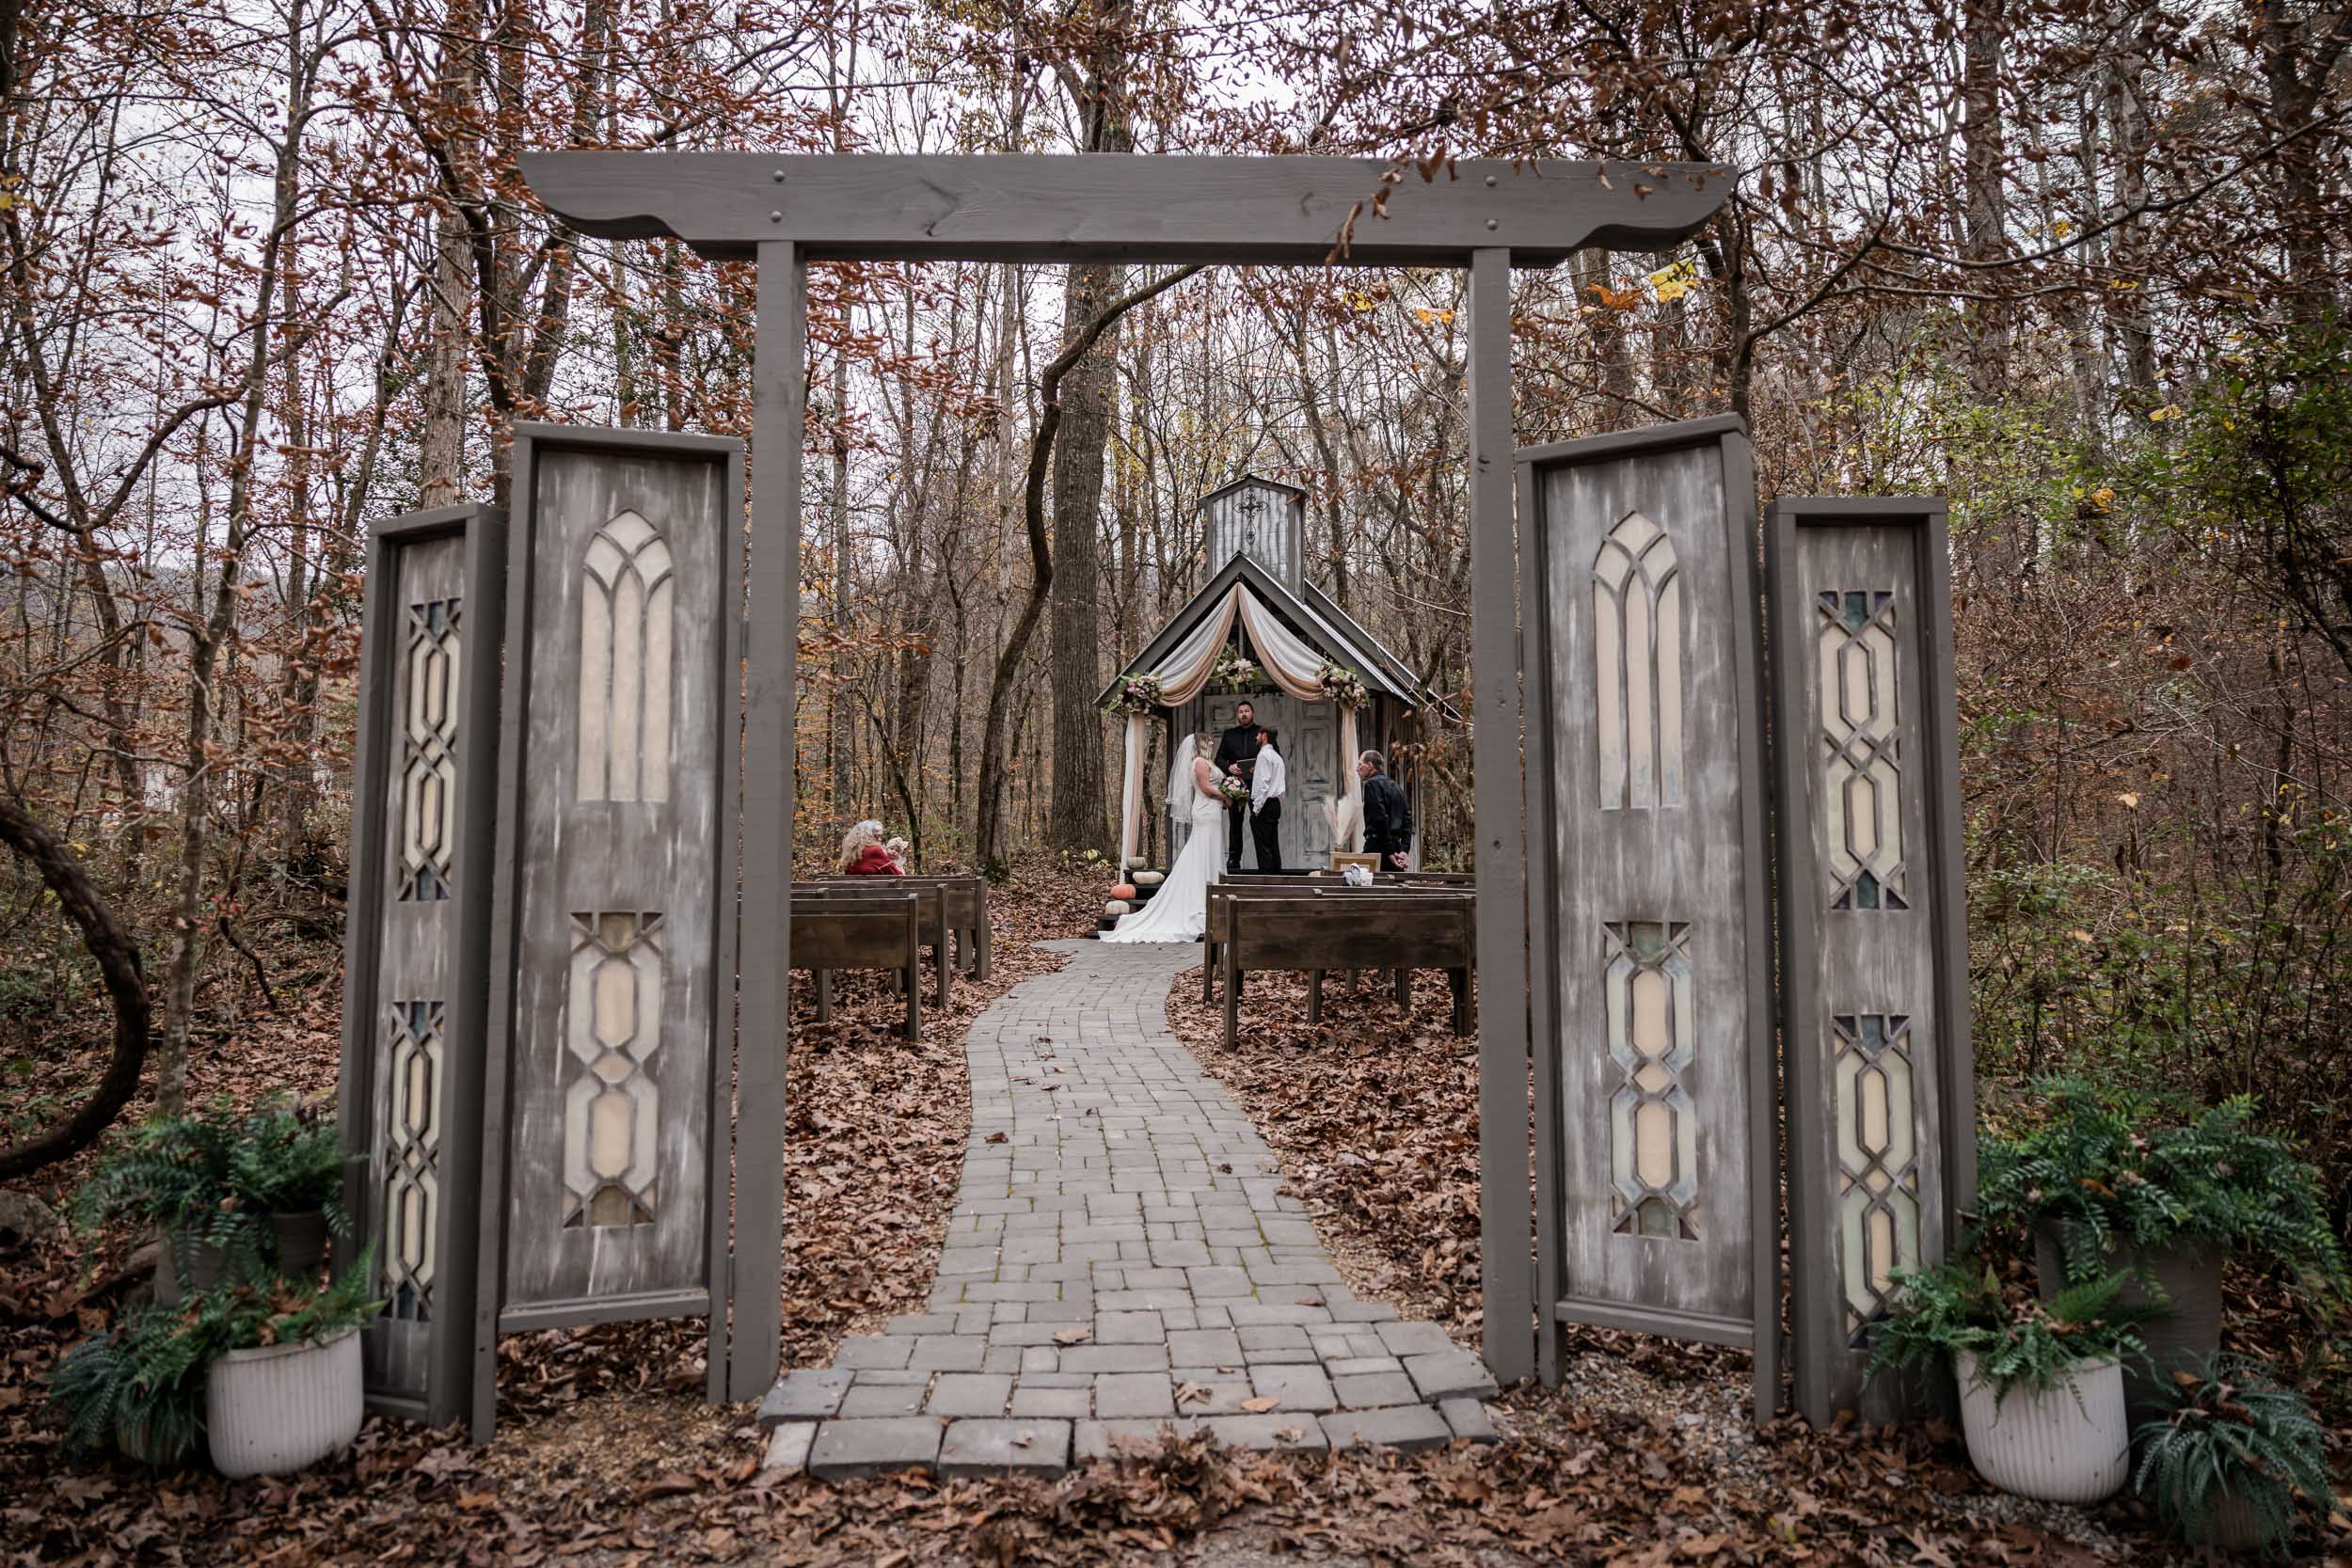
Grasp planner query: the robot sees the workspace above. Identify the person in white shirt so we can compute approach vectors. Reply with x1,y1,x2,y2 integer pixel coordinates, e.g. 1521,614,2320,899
1248,727,1287,874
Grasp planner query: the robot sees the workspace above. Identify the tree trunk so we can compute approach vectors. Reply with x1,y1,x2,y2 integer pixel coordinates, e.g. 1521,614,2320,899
1043,2,1135,853
1961,0,2010,393
1045,256,1120,850
0,792,149,1180
416,0,476,507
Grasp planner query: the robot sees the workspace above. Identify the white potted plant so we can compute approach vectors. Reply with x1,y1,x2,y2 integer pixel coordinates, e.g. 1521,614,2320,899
40,1256,377,1476
197,1258,378,1478
1869,1259,2157,1504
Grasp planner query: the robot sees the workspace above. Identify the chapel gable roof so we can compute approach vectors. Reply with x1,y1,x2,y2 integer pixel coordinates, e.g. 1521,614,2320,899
1100,550,1447,715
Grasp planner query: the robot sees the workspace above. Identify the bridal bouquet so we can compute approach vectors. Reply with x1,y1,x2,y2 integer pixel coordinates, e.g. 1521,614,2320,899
1316,661,1369,709
1106,673,1165,716
1215,773,1251,805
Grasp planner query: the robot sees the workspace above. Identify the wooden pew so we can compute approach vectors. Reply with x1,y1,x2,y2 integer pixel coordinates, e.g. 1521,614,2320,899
1219,893,1475,1049
790,893,922,1040
1203,880,1474,1003
809,874,991,978
792,881,954,1010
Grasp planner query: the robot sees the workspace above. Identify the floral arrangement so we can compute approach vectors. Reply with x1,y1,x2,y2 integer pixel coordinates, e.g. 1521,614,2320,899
1208,647,1261,694
1215,773,1252,805
1317,661,1369,708
1106,673,1165,716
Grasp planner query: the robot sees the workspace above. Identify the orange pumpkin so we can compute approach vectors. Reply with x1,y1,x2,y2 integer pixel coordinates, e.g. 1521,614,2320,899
1110,882,1137,900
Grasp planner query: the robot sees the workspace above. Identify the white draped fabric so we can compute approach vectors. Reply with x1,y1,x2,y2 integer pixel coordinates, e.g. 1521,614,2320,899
1113,582,1372,870
1118,712,1148,869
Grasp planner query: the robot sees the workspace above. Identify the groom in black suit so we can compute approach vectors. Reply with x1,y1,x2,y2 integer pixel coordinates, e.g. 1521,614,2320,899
1213,701,1263,873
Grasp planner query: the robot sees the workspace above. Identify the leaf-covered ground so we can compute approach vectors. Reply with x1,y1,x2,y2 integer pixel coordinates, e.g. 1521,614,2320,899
2,870,2345,1565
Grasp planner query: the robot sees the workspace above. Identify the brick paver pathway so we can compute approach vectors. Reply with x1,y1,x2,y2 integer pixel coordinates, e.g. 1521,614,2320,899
756,938,1500,1479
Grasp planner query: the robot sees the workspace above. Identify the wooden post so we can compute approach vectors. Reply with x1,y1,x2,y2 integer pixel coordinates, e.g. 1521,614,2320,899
726,241,801,1402
1468,246,1534,1388
902,895,923,1041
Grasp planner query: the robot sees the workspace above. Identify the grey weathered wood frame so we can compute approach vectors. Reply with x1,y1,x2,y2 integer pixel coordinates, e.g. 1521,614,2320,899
338,503,507,1428
475,424,755,1440
1767,498,1974,1428
515,151,1733,1403
1516,416,1779,1422
517,153,1727,267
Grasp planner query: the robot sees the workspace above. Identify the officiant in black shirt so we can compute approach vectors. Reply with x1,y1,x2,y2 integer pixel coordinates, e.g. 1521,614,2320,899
1213,701,1263,873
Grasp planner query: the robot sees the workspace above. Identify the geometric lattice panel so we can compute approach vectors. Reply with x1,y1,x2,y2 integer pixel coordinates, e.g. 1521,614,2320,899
1818,590,1907,911
562,911,664,1229
1832,1012,1921,1340
384,998,444,1321
577,511,675,804
1593,512,1684,812
1604,921,1698,1240
399,598,461,901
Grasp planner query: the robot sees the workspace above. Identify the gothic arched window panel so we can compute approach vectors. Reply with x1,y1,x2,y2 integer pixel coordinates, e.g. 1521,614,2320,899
577,511,675,803
1593,511,1684,811
1818,590,1907,910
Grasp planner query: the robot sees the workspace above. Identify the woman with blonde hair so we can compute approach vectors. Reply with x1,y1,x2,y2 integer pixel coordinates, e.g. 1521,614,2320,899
837,818,902,876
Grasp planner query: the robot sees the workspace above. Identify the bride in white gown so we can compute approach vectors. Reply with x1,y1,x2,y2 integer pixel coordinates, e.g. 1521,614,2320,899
1104,733,1225,943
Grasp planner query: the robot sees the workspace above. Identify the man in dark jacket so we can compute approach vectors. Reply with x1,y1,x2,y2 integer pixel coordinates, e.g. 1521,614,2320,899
1213,701,1262,872
1358,750,1413,868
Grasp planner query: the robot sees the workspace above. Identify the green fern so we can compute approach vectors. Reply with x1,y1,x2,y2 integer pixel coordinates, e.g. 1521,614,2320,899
2133,1354,2338,1558
1979,1079,2347,1294
73,1096,354,1284
42,1252,384,1468
1867,1257,2160,1407
43,1307,209,1467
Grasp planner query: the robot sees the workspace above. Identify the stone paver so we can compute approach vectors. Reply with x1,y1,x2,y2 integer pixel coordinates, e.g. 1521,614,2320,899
755,939,1499,1479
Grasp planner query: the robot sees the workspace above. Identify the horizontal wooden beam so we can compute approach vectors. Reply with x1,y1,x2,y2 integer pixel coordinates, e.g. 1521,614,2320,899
516,152,1729,267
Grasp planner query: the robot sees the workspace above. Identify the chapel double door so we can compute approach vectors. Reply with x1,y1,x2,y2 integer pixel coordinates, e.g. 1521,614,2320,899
1197,692,1333,870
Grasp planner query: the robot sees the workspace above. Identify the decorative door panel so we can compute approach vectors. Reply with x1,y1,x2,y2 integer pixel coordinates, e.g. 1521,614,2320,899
1768,499,1972,1426
1519,417,1775,1404
1294,705,1335,866
338,505,505,1426
495,428,738,1325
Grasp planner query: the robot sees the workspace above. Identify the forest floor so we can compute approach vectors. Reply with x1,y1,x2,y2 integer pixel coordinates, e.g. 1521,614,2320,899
2,863,2346,1566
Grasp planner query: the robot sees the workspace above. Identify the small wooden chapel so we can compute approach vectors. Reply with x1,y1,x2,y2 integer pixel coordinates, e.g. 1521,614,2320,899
1100,473,1448,879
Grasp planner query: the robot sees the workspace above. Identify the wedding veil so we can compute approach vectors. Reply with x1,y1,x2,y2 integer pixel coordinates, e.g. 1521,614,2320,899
1167,731,1200,816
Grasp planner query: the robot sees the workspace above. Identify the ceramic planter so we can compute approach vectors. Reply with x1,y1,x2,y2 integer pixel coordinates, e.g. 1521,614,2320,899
159,1210,332,1303
205,1327,362,1478
268,1209,330,1277
2034,1224,2222,1416
1954,1351,2129,1503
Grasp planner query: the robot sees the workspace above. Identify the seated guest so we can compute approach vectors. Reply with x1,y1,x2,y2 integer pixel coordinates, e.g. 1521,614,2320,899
883,835,912,868
838,819,903,875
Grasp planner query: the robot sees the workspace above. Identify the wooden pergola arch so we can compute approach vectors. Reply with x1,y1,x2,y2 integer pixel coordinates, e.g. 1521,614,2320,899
516,150,1732,1395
